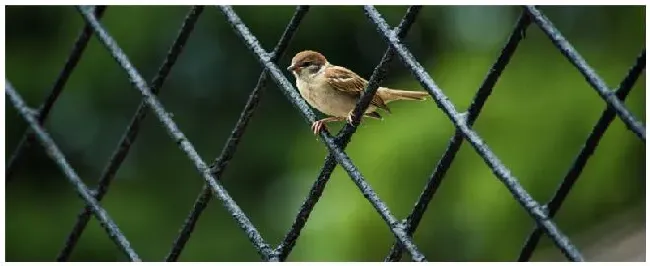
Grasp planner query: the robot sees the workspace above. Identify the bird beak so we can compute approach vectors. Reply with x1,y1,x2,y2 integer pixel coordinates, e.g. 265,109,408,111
287,65,297,71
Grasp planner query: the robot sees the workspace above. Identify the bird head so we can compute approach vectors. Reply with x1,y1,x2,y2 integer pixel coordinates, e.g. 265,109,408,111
287,50,328,79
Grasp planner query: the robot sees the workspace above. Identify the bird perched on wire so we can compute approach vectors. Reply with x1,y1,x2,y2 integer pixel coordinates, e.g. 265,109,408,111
287,50,430,135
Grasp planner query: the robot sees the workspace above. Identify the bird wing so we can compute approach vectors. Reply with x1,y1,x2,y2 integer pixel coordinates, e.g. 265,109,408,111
324,66,389,111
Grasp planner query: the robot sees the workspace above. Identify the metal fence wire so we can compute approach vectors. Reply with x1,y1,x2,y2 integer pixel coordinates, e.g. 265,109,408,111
5,5,646,262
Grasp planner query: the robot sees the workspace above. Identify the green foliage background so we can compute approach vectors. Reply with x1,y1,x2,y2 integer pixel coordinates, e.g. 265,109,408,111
5,5,645,262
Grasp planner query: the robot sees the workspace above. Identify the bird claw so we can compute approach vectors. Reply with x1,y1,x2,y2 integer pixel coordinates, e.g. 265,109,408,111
311,121,324,135
346,112,355,125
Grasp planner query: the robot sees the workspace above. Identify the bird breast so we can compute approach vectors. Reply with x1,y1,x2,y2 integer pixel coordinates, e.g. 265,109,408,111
296,78,372,118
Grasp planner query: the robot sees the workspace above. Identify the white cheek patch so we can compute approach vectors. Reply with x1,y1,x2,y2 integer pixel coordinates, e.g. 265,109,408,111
307,66,319,74
308,66,324,79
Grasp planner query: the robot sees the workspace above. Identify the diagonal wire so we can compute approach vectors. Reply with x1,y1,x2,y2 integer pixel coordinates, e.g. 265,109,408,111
164,6,309,262
6,6,107,182
220,6,426,261
363,5,584,261
384,11,532,262
218,5,427,262
76,5,275,261
275,5,422,261
524,6,645,141
56,6,204,261
5,80,141,262
517,50,646,261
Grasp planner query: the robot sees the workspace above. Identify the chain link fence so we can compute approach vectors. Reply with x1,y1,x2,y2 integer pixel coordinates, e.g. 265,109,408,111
5,5,645,262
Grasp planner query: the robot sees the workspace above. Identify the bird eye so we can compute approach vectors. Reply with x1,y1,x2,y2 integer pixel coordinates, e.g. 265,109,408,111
301,61,312,67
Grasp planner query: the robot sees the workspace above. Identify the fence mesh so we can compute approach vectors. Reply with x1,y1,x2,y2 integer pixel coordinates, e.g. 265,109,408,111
5,5,645,262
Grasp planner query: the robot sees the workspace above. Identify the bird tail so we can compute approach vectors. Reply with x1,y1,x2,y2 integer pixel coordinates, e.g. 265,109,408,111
378,87,430,103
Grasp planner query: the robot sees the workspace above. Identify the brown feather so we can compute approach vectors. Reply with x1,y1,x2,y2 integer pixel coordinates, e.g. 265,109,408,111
378,87,430,103
291,50,327,66
324,66,391,112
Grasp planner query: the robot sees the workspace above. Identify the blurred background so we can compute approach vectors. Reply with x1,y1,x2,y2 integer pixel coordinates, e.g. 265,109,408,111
5,5,645,262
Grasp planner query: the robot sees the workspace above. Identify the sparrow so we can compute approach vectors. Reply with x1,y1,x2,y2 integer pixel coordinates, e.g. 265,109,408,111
287,50,430,134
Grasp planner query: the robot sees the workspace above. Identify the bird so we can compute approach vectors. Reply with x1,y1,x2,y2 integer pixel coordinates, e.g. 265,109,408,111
287,50,430,135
